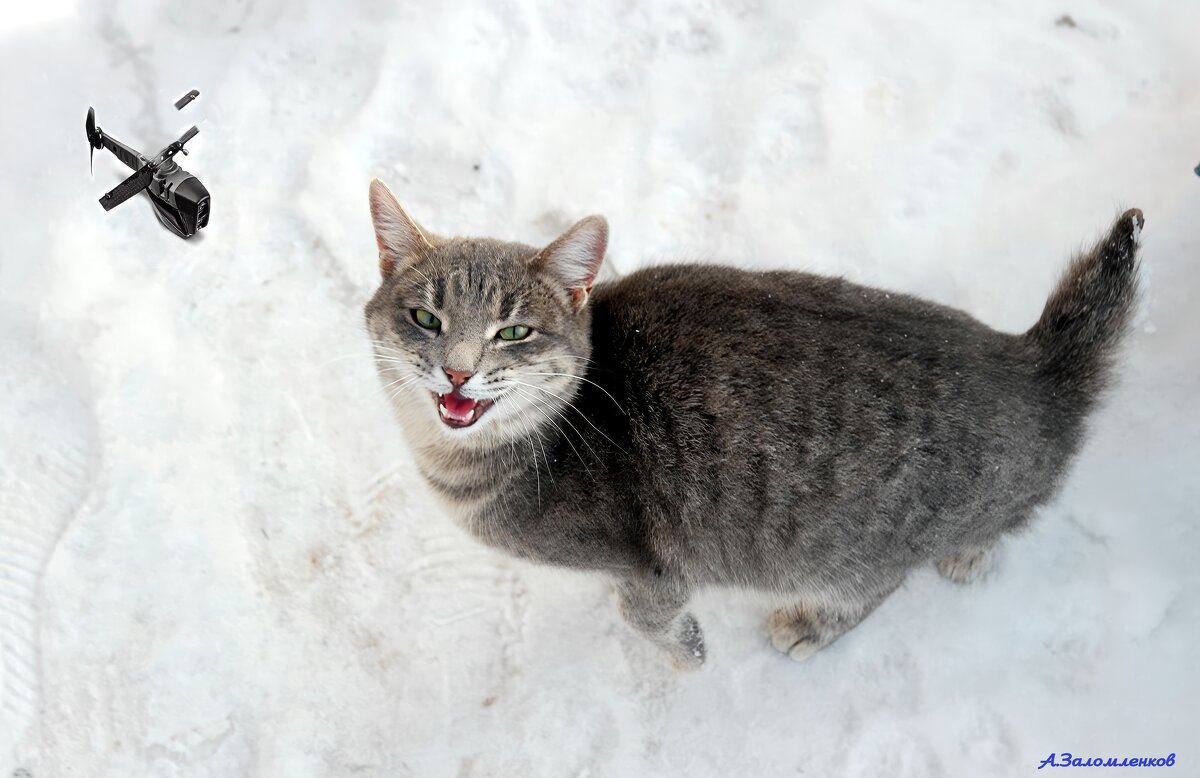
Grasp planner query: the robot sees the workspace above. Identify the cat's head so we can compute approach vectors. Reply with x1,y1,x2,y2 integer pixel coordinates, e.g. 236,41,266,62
364,179,606,447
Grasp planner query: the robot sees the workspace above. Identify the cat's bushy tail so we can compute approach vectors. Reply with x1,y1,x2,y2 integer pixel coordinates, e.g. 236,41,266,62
1025,208,1143,408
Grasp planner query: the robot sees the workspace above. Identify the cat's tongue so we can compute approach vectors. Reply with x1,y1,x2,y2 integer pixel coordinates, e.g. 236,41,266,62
438,390,480,426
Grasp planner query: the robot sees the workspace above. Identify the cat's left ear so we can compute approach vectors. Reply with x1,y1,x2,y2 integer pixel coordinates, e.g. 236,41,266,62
533,215,608,310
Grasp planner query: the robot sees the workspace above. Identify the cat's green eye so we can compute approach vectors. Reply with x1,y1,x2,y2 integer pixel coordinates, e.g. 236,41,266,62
412,308,441,330
497,324,532,341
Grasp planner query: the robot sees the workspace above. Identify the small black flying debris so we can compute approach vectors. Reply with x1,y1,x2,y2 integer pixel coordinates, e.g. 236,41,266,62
174,89,200,110
85,101,210,239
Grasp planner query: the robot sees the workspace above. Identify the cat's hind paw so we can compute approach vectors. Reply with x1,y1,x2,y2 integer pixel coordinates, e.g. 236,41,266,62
937,544,994,584
768,606,824,662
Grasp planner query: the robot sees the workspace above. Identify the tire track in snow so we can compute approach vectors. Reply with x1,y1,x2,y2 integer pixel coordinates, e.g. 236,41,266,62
0,347,98,763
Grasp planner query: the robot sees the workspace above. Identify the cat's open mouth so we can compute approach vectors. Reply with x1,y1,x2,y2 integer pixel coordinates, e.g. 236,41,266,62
435,390,495,428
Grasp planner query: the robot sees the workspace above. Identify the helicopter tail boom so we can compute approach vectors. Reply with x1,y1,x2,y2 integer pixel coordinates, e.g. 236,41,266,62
86,107,146,172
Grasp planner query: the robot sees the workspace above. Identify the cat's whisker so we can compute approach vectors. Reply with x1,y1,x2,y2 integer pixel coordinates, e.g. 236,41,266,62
367,345,410,362
316,352,408,372
371,359,413,373
318,352,380,366
511,371,627,416
517,359,613,379
505,385,595,477
522,355,601,370
377,374,423,405
507,403,543,506
525,354,597,363
381,385,419,407
375,365,409,380
498,381,601,463
501,378,629,454
368,341,411,358
513,401,554,487
382,376,420,399
370,348,409,359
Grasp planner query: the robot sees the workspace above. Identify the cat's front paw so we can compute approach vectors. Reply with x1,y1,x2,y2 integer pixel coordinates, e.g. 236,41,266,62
668,613,706,671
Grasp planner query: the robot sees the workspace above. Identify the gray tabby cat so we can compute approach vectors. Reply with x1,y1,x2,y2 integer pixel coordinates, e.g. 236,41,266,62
364,178,1142,668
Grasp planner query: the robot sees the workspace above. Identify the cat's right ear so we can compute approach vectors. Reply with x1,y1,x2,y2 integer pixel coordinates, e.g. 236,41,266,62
369,178,434,276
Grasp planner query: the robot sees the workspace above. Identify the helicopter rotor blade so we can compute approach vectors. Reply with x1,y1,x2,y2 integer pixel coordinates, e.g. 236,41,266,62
85,107,100,175
98,162,154,212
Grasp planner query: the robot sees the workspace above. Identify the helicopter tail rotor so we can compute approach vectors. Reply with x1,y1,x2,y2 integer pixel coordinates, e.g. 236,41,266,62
85,107,103,175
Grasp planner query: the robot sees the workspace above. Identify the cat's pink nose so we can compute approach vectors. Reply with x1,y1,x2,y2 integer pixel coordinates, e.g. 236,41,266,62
444,368,473,388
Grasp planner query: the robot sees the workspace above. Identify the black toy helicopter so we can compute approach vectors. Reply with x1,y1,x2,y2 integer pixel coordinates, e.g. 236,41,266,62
85,103,210,238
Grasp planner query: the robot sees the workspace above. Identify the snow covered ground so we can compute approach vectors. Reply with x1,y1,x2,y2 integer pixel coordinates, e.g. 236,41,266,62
2,1,1198,775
